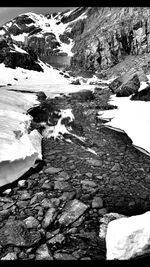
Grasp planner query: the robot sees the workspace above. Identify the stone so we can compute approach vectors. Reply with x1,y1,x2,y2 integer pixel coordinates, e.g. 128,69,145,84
111,163,120,172
18,180,26,188
98,208,107,216
24,216,39,229
41,183,53,190
86,158,102,166
1,252,17,260
0,220,41,247
44,167,62,174
16,200,29,208
20,191,31,200
60,191,76,201
0,210,10,222
57,171,70,180
116,74,140,97
81,180,97,188
30,192,44,205
99,213,126,240
36,244,53,260
92,196,103,208
54,180,72,191
106,211,150,260
42,207,57,228
85,172,93,178
59,199,88,226
3,189,12,195
41,198,54,209
47,233,65,245
54,252,77,260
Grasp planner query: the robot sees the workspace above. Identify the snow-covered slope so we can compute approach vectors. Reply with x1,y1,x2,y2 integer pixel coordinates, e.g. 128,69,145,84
0,60,70,86
0,7,88,63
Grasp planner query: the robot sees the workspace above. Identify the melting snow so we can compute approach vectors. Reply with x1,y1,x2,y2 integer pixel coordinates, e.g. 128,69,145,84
98,95,150,156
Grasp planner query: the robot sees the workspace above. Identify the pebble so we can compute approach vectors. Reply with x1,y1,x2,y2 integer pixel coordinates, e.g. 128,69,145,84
87,158,103,166
24,216,39,229
92,196,103,208
3,189,12,195
36,244,53,260
18,180,26,188
20,191,31,200
54,180,72,191
81,180,97,188
16,200,29,208
47,233,65,245
42,183,53,190
111,163,121,172
98,208,107,216
30,192,44,205
54,252,77,260
44,167,62,174
42,207,57,229
41,198,54,209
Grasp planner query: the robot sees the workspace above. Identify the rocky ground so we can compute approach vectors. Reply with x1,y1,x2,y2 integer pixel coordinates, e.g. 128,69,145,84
0,86,150,260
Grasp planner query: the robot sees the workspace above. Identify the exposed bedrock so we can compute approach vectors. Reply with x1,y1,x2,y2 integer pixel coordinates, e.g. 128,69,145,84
0,39,43,71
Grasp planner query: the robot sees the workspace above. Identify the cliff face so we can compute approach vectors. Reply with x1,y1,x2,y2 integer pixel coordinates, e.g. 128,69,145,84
1,7,150,74
70,7,150,72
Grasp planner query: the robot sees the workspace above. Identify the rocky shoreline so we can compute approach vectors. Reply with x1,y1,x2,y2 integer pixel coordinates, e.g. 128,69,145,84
0,86,150,260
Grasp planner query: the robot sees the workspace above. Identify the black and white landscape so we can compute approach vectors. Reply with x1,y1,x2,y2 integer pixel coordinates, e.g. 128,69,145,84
0,7,150,260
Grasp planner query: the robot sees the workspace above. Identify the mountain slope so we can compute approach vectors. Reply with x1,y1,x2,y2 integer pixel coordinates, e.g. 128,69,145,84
1,7,150,75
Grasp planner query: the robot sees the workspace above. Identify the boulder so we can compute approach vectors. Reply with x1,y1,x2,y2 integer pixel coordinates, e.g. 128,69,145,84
106,211,150,260
109,77,123,93
131,84,150,101
116,74,140,97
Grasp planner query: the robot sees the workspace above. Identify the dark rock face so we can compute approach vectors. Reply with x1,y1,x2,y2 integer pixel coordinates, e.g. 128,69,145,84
116,74,140,97
70,7,150,72
131,84,150,101
0,39,43,71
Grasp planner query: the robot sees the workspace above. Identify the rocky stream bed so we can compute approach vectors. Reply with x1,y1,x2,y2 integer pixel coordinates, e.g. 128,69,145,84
0,86,150,260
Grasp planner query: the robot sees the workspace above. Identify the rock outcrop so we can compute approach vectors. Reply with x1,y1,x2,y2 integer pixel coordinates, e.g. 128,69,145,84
0,38,43,71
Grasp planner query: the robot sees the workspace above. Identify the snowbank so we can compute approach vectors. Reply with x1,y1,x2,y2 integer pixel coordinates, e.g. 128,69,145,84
0,88,42,187
98,95,150,156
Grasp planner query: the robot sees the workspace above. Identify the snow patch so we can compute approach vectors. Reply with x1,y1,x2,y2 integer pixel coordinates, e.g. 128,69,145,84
98,95,150,156
13,44,28,54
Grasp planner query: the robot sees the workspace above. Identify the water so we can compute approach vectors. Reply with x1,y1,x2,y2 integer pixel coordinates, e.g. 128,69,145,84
41,55,71,69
